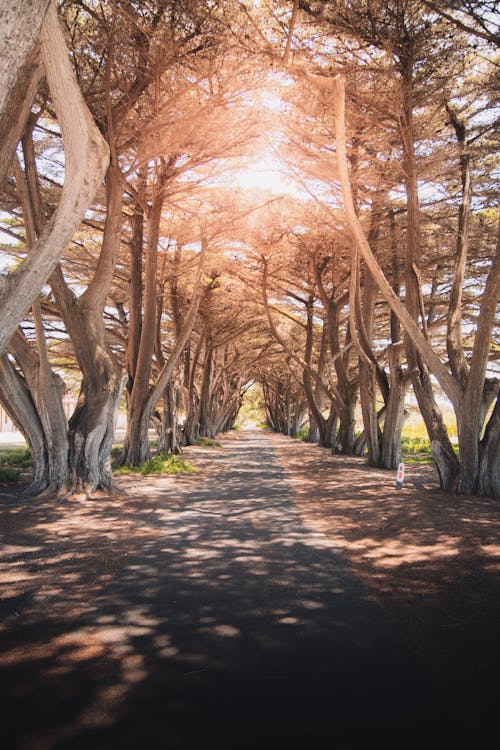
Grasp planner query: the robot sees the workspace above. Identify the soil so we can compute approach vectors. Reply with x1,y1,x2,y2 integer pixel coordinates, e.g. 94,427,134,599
0,428,499,749
272,432,500,721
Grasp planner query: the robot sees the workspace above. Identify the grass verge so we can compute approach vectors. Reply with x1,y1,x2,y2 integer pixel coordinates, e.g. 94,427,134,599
113,452,199,476
0,448,32,483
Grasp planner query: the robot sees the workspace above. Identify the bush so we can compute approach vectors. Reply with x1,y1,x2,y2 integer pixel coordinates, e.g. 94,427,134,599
113,452,198,476
0,448,32,468
195,437,221,447
293,426,310,442
0,448,31,483
401,436,432,454
0,466,21,483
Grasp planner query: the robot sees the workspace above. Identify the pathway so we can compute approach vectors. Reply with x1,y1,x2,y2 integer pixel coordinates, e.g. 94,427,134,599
1,430,457,749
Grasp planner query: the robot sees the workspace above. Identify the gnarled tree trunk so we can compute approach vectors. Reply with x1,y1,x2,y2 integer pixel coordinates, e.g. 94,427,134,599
50,162,124,496
0,2,109,355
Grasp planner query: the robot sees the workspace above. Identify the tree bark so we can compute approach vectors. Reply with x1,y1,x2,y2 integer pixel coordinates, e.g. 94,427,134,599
331,74,461,407
0,43,44,192
0,2,109,355
0,352,61,494
380,344,408,470
458,217,500,496
478,392,500,498
122,237,208,465
50,162,124,496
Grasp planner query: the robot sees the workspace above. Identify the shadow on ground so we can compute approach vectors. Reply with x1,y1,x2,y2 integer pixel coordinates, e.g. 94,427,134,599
0,432,486,749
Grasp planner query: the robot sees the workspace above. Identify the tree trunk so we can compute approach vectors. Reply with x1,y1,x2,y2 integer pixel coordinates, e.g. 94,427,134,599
51,162,124,495
0,0,50,191
0,353,67,494
399,60,461,489
331,74,460,405
122,239,208,465
126,169,147,396
456,214,500,496
156,383,182,454
379,345,408,470
0,0,49,119
478,392,500,498
199,341,214,438
359,360,379,464
68,374,123,494
0,2,109,355
0,42,44,192
336,388,357,454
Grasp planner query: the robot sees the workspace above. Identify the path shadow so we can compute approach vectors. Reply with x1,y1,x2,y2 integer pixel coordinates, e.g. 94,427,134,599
1,433,462,749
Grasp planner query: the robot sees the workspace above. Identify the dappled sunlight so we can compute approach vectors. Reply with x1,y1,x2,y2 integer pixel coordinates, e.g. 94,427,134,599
0,429,456,748
273,434,500,594
358,536,460,568
1,429,498,747
271,429,500,735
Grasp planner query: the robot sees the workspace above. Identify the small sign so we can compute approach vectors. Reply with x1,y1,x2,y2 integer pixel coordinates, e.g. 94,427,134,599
396,462,405,490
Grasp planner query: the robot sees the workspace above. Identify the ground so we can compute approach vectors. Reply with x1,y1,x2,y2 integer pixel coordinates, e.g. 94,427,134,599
273,433,500,717
0,428,499,748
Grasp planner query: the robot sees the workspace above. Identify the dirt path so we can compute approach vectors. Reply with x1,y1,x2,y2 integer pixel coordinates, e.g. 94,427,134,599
0,429,497,748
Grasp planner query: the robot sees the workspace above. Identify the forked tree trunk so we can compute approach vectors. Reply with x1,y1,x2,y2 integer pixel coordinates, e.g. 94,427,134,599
455,218,500,497
399,60,460,489
0,2,109,355
332,72,462,488
68,375,123,494
51,162,124,496
122,240,208,465
8,325,69,494
0,352,68,494
6,143,70,494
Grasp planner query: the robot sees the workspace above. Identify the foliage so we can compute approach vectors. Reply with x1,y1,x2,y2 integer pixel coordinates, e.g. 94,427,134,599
113,453,199,475
0,466,21,483
195,437,221,447
293,426,310,442
0,447,32,467
401,436,432,455
237,383,267,427
0,447,32,483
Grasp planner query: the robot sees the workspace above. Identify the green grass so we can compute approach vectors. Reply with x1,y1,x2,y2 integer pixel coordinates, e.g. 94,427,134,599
113,452,199,476
195,437,221,447
110,446,122,462
401,436,432,454
0,466,22,482
0,448,32,483
402,454,435,465
293,426,310,442
0,447,32,467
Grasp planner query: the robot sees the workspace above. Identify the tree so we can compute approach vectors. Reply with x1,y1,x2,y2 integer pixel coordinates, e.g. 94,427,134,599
0,2,109,356
288,0,499,496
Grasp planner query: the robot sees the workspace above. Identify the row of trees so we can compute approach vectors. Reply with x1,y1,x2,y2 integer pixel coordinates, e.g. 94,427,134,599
0,1,498,498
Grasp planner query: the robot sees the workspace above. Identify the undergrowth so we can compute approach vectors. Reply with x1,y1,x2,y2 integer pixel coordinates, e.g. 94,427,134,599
113,452,199,475
401,436,432,455
0,448,32,483
293,426,310,442
195,437,221,447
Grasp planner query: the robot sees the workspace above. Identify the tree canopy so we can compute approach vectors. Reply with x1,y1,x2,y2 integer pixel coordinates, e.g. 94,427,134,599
0,0,498,498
